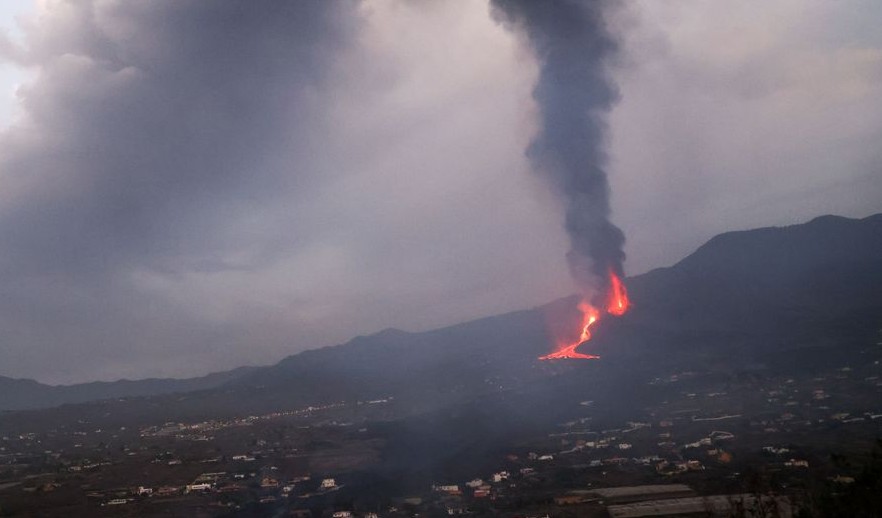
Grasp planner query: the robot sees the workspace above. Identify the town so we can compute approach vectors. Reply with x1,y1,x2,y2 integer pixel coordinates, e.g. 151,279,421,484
1,346,879,517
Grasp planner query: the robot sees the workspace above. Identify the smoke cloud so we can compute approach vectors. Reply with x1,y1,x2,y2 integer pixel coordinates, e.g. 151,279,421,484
0,0,571,383
491,0,624,297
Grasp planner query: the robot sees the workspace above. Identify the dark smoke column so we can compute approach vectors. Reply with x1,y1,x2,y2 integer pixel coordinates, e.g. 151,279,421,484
491,0,625,299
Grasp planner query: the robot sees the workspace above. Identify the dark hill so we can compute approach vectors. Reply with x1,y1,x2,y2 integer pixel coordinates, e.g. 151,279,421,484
631,213,882,316
131,212,882,422
619,213,882,353
0,367,258,411
1,213,879,417
237,212,882,389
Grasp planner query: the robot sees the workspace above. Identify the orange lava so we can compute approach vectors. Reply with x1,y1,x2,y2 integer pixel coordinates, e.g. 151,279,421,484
539,302,600,360
539,342,601,360
606,271,630,316
540,271,630,361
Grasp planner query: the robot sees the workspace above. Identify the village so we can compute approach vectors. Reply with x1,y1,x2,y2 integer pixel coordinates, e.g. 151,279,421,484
0,353,880,516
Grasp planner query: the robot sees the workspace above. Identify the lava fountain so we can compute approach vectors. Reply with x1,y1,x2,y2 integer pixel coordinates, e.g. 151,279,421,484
605,271,630,317
540,272,630,361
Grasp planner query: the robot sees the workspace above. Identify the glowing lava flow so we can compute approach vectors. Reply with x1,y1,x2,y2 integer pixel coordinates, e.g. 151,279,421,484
539,302,600,360
540,272,630,361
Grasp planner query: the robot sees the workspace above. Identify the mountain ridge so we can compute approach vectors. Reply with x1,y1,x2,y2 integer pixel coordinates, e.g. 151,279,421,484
0,366,260,411
1,212,880,413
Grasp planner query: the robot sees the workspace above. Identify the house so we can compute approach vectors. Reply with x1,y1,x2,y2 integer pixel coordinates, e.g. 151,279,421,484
185,483,212,493
465,479,484,488
709,431,734,441
435,484,461,495
762,446,790,455
685,460,704,471
656,461,685,475
491,471,510,482
194,472,226,483
321,478,338,489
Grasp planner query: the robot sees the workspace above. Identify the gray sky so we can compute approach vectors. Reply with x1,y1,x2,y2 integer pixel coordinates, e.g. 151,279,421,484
1,0,880,384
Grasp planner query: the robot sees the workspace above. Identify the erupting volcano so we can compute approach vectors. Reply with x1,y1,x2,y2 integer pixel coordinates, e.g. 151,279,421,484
491,0,630,361
539,271,630,361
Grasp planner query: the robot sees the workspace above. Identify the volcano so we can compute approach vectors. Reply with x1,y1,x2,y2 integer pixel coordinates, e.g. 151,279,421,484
540,270,631,360
1,214,880,416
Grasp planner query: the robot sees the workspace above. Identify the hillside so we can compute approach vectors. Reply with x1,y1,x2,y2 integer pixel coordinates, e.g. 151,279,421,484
1,213,879,416
218,212,882,401
0,367,258,412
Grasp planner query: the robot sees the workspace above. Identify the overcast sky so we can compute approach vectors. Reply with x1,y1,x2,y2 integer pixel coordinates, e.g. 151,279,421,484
1,0,880,384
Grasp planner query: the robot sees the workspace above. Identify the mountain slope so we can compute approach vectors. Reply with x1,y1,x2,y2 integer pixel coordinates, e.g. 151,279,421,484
622,213,882,346
632,214,882,314
187,212,882,417
0,366,258,411
2,213,879,415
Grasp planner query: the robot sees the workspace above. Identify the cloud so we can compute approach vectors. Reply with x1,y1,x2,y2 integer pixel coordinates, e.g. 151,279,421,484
0,0,571,383
607,0,882,274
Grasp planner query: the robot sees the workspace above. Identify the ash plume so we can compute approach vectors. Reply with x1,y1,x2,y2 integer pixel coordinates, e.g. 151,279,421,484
491,0,625,297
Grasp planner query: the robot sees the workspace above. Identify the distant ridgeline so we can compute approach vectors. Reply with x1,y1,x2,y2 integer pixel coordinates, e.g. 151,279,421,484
1,213,880,414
